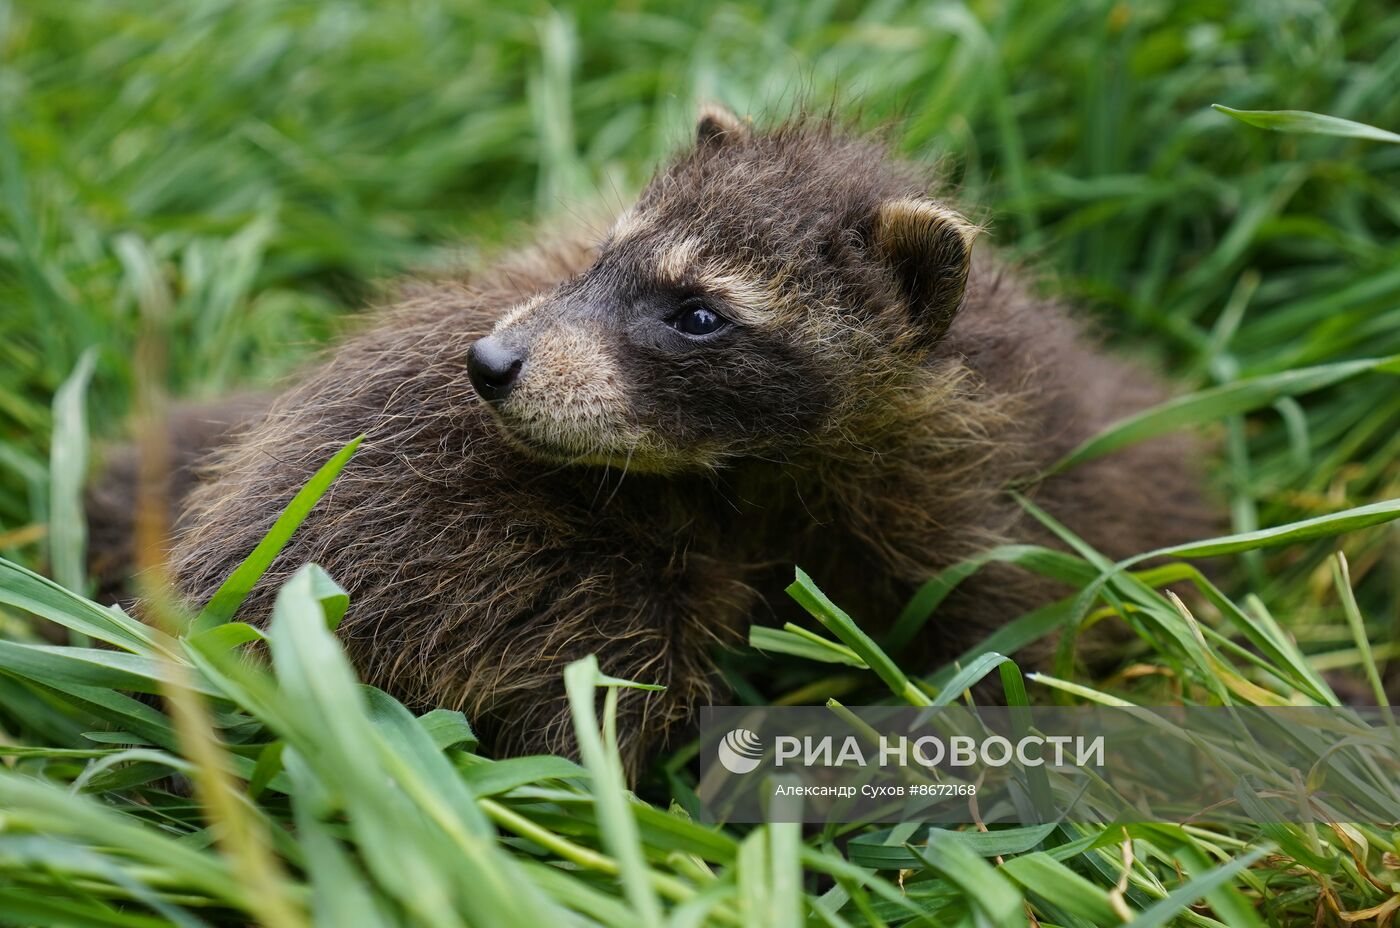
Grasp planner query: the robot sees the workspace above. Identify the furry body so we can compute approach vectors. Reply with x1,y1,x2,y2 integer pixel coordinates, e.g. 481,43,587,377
94,116,1212,771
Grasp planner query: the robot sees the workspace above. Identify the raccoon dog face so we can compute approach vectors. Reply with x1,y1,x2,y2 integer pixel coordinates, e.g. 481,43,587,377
468,107,978,472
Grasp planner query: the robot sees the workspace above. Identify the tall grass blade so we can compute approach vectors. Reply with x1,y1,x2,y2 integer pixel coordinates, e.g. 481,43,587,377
1213,105,1400,143
191,436,362,634
48,347,96,601
1049,356,1400,475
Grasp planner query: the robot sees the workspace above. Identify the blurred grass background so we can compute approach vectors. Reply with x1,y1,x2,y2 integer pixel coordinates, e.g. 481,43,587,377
3,1,1400,924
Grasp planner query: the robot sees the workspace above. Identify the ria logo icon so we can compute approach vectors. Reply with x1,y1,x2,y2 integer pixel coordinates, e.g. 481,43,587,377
717,728,764,774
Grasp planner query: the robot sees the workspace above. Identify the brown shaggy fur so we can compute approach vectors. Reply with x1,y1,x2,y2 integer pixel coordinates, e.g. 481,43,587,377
89,113,1214,773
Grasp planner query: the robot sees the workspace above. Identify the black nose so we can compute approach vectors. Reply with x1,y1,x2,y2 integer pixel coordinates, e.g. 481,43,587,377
467,336,524,404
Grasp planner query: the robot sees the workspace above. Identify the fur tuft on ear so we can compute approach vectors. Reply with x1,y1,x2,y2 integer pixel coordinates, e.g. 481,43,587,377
695,103,749,147
874,198,980,344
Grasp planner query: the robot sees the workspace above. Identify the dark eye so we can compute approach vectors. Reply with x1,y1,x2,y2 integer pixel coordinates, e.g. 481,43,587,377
673,302,728,337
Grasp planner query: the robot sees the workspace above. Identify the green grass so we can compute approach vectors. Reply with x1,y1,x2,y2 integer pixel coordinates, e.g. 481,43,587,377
2,0,1400,925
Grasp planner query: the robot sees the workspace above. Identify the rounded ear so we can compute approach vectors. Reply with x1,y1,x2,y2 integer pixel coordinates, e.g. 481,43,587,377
874,198,980,344
695,103,749,147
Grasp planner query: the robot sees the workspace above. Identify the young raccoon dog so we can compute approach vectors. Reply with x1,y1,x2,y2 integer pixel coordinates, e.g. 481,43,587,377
96,107,1213,773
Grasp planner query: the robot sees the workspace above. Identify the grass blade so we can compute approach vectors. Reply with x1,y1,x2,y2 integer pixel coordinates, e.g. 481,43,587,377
0,556,164,653
564,656,664,926
48,347,96,600
191,436,362,634
1049,356,1399,474
787,568,930,706
1137,497,1400,561
1213,105,1400,144
1126,847,1271,928
906,834,1024,927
